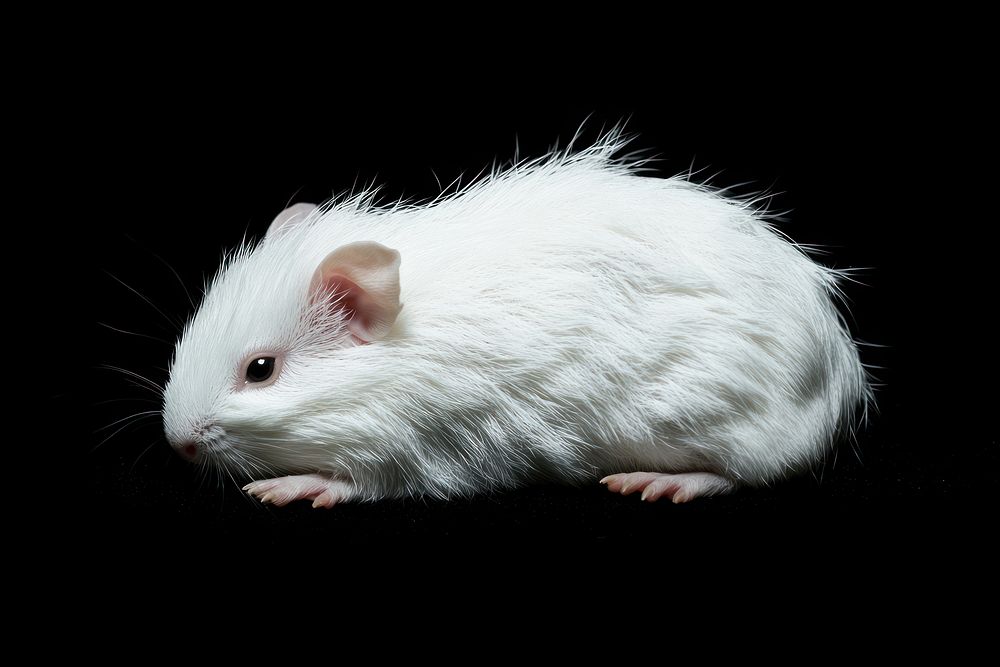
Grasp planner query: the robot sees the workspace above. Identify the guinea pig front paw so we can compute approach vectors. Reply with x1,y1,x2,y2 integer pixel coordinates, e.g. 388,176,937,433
243,474,354,509
599,472,735,503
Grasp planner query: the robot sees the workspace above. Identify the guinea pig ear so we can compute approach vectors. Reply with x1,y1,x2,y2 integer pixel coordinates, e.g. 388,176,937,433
267,203,317,238
310,241,402,343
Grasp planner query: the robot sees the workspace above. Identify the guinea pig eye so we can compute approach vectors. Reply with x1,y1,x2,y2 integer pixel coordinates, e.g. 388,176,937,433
245,357,275,383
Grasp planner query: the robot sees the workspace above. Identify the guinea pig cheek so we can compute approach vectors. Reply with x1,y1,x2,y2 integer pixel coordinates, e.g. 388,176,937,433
234,351,286,391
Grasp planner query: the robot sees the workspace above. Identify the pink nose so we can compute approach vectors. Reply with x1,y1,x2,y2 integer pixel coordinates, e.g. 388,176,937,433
176,441,199,461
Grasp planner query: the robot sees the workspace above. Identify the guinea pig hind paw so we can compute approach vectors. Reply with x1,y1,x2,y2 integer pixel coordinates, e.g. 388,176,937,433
600,472,735,503
243,474,353,508
311,490,339,509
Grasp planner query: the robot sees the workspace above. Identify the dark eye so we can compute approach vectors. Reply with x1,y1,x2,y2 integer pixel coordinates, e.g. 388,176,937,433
246,357,275,383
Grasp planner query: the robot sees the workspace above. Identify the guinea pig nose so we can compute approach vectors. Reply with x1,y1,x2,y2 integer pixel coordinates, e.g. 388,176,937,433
175,441,199,461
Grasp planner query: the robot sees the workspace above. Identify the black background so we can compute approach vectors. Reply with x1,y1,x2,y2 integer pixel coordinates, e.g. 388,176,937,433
48,42,994,556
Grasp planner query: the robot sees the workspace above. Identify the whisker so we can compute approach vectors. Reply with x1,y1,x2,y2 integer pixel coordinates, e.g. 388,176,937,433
98,322,172,346
122,379,162,397
95,410,161,433
93,397,160,406
131,437,166,474
92,414,160,451
100,365,165,397
147,244,197,312
103,270,184,331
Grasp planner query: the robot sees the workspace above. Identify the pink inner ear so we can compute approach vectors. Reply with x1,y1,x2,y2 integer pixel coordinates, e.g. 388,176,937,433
313,272,399,343
310,241,402,343
318,274,366,341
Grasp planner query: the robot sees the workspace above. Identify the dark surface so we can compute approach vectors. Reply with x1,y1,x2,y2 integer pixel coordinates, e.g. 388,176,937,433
53,55,993,551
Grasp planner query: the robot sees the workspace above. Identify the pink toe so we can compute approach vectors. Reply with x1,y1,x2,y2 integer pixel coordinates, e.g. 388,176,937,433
601,474,626,492
640,477,673,502
672,488,694,504
312,491,336,509
619,472,660,495
604,472,735,504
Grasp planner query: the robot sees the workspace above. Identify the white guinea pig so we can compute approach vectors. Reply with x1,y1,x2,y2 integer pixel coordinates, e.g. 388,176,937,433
162,137,870,507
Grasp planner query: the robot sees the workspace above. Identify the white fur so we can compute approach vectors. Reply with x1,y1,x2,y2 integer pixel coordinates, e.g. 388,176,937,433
162,135,871,500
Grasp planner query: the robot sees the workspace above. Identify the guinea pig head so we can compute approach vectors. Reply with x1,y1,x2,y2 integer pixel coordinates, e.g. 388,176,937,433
161,204,402,474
